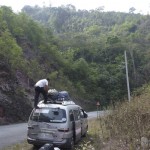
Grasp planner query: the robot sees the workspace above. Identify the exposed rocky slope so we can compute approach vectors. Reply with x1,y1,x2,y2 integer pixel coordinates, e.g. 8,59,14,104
0,61,33,125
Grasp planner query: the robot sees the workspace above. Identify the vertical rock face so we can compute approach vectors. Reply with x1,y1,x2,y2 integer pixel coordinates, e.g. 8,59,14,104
0,62,33,125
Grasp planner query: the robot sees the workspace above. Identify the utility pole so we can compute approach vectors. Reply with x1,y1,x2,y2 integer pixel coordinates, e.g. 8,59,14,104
124,51,131,102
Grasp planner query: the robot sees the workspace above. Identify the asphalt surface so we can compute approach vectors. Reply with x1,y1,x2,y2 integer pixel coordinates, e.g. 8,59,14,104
0,123,27,149
0,111,108,149
87,110,108,119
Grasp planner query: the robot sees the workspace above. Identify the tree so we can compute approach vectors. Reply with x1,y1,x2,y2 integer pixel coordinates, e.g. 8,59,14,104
129,7,136,14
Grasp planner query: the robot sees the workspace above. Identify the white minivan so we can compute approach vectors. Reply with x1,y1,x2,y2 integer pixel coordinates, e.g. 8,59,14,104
27,100,88,149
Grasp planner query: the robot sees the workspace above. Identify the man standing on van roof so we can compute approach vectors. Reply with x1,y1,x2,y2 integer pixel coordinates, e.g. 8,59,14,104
34,78,49,109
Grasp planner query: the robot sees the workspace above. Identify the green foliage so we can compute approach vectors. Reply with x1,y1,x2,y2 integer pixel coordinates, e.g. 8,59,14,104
1,5,150,108
21,5,150,106
73,58,89,80
0,30,23,70
106,35,121,44
84,25,101,36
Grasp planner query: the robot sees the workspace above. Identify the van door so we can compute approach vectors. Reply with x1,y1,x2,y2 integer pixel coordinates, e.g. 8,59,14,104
80,109,88,136
69,110,75,145
72,108,81,142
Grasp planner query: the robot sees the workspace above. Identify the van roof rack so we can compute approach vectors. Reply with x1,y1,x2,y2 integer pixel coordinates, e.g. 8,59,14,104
38,100,75,106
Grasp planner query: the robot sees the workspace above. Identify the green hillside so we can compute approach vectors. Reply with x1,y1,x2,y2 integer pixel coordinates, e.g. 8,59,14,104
22,5,150,105
0,5,150,124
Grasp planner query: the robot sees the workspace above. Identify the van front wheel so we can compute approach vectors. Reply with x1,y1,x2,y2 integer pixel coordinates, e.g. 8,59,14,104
67,137,74,150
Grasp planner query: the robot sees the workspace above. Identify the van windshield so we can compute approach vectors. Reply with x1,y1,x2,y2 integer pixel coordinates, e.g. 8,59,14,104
30,108,66,123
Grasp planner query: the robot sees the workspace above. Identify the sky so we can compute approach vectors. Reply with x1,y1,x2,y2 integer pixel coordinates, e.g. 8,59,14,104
0,0,150,14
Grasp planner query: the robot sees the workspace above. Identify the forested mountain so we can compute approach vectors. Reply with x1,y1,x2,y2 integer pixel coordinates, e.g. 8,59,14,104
0,5,150,123
22,5,150,103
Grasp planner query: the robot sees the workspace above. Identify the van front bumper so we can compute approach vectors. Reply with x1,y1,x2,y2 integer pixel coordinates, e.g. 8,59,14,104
27,137,70,148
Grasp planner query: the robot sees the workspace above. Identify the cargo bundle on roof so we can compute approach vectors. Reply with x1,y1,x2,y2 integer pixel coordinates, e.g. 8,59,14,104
47,89,72,104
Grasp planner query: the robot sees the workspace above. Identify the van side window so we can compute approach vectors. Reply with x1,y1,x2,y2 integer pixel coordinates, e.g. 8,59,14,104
73,109,80,121
69,110,74,121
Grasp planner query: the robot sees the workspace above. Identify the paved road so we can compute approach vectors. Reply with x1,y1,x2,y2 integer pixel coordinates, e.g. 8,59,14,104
0,111,108,149
0,123,27,149
88,110,109,119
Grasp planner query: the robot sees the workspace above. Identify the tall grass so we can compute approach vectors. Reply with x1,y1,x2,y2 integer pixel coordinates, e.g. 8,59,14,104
86,85,150,150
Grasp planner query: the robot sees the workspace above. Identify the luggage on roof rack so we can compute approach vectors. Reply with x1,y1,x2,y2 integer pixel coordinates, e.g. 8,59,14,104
48,89,71,101
58,91,70,101
45,89,75,105
48,89,59,101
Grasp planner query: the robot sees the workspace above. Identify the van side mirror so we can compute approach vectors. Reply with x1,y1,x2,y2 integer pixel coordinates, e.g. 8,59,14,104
84,112,88,118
